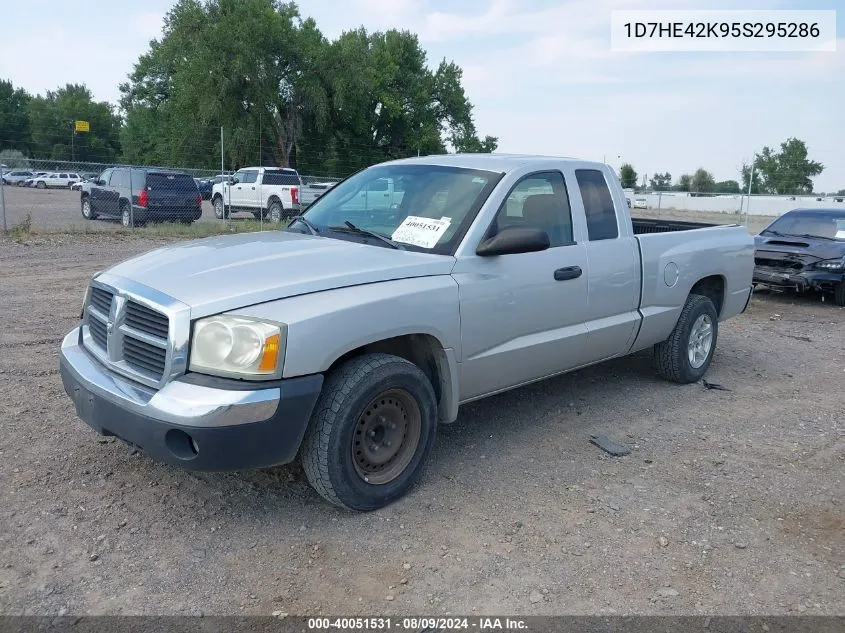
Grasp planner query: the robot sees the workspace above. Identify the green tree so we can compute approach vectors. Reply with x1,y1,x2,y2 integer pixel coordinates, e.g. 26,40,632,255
619,163,637,189
691,168,715,194
120,0,496,174
27,84,121,162
744,138,823,195
0,80,31,153
649,171,672,191
714,179,741,194
675,174,692,192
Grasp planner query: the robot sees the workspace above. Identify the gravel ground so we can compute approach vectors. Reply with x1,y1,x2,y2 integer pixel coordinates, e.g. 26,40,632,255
0,233,843,617
0,186,779,234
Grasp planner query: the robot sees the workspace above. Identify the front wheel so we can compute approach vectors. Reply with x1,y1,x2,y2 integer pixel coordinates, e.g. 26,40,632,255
834,282,845,307
213,197,227,219
301,353,438,511
654,293,719,384
81,197,97,220
36,181,46,189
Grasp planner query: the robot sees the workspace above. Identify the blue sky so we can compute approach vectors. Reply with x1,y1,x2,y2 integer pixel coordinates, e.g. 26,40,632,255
1,0,842,190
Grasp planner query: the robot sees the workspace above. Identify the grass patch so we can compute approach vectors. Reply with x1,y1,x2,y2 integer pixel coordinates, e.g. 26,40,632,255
6,212,33,242
3,218,291,242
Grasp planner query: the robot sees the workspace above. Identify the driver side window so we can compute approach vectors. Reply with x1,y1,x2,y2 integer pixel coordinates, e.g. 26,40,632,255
487,171,574,247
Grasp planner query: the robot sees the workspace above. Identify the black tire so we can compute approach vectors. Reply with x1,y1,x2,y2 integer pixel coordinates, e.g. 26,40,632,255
654,293,719,384
301,353,438,511
268,200,284,222
36,180,46,189
120,203,135,228
834,282,845,307
213,196,227,219
80,196,97,220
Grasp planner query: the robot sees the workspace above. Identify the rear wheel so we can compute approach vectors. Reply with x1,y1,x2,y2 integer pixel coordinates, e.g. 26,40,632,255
120,203,135,228
80,197,97,220
654,293,719,384
268,201,284,222
301,353,438,511
36,180,46,189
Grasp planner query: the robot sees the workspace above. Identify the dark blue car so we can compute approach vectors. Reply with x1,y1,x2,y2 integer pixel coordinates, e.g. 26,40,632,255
753,207,845,306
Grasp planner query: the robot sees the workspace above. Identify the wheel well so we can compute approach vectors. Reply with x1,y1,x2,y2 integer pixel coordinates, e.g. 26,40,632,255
268,196,282,206
329,334,452,422
690,275,725,317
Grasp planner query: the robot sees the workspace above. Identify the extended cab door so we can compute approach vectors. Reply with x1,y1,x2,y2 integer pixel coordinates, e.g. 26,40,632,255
453,171,591,401
571,167,641,361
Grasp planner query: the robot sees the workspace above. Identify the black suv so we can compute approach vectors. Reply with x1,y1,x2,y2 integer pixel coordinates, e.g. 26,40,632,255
79,167,203,227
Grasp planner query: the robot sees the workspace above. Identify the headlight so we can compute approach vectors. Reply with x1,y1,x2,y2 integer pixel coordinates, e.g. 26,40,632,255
189,315,285,379
815,258,845,271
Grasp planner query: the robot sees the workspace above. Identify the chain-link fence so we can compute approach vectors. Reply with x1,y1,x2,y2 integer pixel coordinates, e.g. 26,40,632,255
1,125,835,237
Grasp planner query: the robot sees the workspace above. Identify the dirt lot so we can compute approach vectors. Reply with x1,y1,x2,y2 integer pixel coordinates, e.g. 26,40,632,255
0,233,843,617
1,185,780,234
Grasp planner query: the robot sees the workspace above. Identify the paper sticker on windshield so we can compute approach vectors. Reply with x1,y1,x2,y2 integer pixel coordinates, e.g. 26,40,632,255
835,219,845,239
391,216,452,249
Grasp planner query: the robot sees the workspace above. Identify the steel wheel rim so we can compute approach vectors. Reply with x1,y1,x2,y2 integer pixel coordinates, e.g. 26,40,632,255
688,314,713,369
352,388,422,485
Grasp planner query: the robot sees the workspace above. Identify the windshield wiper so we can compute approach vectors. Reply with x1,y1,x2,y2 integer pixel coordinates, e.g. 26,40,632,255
287,215,320,235
793,233,835,241
328,220,406,250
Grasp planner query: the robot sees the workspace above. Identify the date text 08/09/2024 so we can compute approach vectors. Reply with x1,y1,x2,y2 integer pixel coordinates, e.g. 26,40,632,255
307,617,528,631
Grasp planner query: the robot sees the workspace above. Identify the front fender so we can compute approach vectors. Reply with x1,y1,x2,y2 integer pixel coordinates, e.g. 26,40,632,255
229,276,462,379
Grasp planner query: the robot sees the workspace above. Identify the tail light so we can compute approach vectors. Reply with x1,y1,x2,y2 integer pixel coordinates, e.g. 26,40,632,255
138,189,148,207
197,193,203,207
291,187,299,204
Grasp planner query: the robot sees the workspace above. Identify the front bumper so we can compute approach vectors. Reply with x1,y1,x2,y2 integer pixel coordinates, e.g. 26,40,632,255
753,266,844,292
59,328,323,471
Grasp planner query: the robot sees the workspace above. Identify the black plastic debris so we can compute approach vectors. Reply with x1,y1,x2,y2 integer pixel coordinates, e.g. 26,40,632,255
702,379,731,391
589,434,631,457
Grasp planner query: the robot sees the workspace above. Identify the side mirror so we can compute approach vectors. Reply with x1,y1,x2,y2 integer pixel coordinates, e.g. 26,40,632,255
231,177,240,184
476,226,550,257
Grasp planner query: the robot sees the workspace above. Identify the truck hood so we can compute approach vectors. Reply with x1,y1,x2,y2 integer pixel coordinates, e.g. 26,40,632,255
104,231,456,317
754,233,845,261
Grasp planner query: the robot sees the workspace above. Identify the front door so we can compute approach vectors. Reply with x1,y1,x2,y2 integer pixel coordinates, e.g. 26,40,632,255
453,170,591,401
89,169,114,215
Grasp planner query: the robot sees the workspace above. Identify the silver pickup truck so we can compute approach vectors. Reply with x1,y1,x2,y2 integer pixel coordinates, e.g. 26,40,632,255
59,155,754,511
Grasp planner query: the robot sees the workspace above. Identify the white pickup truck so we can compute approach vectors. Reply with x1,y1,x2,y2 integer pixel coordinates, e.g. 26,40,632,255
211,166,302,221
60,154,754,511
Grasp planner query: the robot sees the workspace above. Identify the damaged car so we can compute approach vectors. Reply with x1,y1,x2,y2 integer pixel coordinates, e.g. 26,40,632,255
753,208,845,306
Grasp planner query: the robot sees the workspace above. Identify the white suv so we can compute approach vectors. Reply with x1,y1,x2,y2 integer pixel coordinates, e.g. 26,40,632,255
34,172,82,189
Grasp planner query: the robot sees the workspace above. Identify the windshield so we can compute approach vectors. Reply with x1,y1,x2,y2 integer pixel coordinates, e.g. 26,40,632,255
763,210,845,241
295,164,503,254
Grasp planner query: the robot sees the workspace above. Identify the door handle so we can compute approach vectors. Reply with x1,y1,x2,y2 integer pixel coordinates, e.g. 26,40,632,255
251,186,255,190
554,266,582,281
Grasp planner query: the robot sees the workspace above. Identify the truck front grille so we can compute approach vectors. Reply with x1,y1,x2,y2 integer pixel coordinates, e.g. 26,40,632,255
123,337,167,377
90,286,113,315
125,300,170,339
82,282,176,388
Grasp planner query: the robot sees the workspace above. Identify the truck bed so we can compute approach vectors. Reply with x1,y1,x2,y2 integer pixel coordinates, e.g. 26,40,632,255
632,217,727,234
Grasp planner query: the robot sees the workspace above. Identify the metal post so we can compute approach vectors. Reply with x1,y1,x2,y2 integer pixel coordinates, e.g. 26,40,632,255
71,123,75,162
744,163,754,227
0,165,7,233
128,167,134,228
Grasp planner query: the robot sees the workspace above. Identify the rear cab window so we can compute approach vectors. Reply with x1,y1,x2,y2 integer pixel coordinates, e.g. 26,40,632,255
262,170,301,186
575,169,619,241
